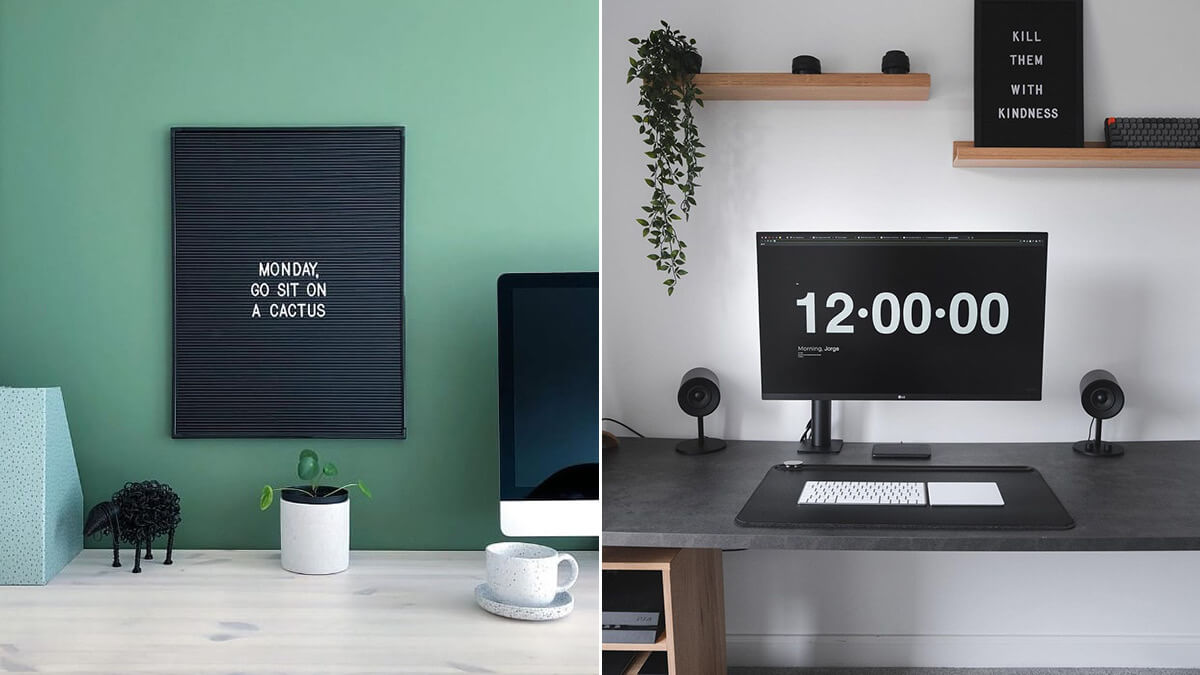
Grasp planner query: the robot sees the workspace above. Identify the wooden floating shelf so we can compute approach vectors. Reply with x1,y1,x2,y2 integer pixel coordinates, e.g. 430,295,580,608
691,72,930,101
953,141,1200,168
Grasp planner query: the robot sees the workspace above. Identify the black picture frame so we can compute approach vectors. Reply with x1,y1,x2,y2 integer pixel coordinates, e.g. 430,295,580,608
172,127,406,439
975,0,1084,147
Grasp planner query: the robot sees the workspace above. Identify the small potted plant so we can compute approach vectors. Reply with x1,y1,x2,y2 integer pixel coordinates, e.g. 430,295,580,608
627,21,705,295
260,449,371,575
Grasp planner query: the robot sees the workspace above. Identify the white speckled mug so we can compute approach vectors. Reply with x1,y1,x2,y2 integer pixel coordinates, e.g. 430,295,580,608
485,542,578,607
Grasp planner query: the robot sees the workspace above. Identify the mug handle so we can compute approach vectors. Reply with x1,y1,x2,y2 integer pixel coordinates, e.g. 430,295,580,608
555,553,579,593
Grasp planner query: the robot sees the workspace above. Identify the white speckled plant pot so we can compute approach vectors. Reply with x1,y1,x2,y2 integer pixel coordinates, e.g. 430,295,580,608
280,487,349,575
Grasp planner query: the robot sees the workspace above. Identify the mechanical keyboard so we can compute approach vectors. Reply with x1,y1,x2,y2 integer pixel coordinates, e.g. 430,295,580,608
1104,117,1200,148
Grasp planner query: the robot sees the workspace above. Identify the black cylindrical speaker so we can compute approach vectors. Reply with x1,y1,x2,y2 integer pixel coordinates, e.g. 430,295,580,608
677,367,721,418
1074,369,1125,457
676,367,726,455
1079,369,1124,420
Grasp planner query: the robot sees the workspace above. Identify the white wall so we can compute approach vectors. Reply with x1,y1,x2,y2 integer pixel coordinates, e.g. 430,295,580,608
602,0,1200,668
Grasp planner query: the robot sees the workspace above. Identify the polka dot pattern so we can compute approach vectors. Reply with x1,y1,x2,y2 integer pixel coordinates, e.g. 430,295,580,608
475,583,574,621
0,388,84,585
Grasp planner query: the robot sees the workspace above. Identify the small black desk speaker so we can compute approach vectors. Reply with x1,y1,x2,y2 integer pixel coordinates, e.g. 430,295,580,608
676,367,726,455
1074,369,1125,457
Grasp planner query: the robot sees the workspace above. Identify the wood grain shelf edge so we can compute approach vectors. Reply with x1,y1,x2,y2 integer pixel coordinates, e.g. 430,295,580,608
691,72,931,101
602,636,669,652
602,546,678,570
953,140,1200,168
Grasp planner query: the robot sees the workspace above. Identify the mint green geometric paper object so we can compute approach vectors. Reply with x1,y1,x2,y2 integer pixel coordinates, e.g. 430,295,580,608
0,387,85,584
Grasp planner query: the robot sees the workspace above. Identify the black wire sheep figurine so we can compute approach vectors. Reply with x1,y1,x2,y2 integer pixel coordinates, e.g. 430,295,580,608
83,480,181,573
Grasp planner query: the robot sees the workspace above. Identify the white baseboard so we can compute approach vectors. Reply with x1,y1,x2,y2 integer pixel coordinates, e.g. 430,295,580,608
726,634,1200,669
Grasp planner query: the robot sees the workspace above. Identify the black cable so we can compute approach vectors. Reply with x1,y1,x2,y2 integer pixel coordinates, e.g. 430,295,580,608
602,417,645,438
800,419,812,443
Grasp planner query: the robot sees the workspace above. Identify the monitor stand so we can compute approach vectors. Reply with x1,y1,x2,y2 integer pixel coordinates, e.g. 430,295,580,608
798,399,842,454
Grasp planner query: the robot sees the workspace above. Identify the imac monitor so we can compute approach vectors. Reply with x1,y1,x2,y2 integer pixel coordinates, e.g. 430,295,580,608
498,272,599,537
756,232,1047,451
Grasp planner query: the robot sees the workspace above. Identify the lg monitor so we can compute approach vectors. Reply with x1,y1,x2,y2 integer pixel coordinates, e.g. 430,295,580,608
498,272,599,537
756,232,1048,452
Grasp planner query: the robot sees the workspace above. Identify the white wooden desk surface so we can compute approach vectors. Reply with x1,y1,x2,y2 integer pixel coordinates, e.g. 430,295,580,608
0,549,599,674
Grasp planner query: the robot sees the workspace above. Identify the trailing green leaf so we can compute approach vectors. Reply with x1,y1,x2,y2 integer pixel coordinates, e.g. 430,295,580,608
627,21,704,295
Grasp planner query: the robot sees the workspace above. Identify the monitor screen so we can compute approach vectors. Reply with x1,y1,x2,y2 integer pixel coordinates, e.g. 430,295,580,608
757,232,1047,401
498,272,598,501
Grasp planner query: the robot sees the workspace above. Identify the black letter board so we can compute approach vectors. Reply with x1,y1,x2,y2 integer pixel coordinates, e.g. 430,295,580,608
975,0,1083,147
172,127,405,438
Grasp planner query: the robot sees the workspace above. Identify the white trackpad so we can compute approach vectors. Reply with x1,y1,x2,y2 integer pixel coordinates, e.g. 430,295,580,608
927,482,1004,506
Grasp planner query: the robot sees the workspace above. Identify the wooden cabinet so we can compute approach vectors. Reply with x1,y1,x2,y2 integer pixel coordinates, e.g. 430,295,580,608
602,547,726,675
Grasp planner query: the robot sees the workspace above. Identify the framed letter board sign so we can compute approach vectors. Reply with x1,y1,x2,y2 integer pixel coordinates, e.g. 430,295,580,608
975,0,1083,147
172,127,405,438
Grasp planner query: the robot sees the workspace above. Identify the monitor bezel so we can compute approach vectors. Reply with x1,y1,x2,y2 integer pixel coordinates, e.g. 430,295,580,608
755,231,1048,402
496,271,599,502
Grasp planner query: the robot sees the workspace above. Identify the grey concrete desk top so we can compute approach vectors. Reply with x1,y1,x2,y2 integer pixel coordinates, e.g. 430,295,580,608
603,438,1200,551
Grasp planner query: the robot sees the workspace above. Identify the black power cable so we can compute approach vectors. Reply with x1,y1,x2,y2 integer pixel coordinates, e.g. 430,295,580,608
602,417,645,438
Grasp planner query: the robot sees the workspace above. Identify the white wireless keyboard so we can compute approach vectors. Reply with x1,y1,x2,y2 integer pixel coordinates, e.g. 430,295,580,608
798,480,926,506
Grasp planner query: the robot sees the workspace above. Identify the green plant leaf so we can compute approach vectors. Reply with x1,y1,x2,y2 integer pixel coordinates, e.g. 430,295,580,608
297,449,320,481
323,462,338,477
260,485,274,511
358,481,373,499
629,20,703,296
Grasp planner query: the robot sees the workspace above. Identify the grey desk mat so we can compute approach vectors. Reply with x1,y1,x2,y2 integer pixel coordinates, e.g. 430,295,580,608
736,464,1073,529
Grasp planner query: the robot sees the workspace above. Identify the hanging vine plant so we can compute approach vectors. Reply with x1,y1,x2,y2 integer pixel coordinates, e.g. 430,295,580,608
627,21,704,296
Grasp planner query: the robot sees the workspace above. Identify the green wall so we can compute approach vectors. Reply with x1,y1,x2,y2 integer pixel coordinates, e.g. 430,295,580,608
0,0,598,550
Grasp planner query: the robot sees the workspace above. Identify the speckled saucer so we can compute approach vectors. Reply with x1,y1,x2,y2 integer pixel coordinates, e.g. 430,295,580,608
474,583,574,621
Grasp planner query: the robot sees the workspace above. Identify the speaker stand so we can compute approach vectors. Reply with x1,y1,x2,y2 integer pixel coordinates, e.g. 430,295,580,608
798,399,842,454
676,416,726,455
1074,417,1124,457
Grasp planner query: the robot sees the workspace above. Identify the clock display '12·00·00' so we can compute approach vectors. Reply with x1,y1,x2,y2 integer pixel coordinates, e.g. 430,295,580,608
756,232,1048,401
